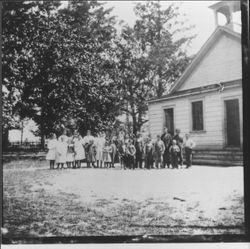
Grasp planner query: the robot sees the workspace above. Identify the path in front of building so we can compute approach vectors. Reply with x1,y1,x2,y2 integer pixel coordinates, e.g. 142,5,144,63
3,160,245,237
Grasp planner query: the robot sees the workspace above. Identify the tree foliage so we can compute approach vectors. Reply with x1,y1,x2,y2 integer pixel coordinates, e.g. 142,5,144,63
2,1,120,146
2,0,196,145
112,1,195,135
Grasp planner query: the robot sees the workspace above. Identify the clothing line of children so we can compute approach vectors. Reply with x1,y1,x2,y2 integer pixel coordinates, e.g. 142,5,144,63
46,127,196,170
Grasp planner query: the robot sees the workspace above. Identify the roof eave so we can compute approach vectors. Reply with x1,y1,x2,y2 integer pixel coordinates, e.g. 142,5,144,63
148,80,241,104
168,26,241,94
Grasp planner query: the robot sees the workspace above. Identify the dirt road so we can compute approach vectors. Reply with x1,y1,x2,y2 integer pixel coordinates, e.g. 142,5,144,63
3,160,245,237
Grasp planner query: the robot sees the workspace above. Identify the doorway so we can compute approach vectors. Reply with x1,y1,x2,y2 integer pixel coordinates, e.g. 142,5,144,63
225,99,240,147
164,108,174,136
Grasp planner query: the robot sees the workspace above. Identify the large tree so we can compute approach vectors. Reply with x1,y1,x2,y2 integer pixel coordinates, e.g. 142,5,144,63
3,1,120,147
56,0,120,136
113,1,196,135
2,1,37,148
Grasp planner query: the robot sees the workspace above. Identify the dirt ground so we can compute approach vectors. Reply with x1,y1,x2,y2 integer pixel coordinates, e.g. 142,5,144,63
3,159,245,237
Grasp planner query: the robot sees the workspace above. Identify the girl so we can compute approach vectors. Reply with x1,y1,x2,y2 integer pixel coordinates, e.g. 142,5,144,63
96,132,106,168
46,133,58,169
103,140,112,168
74,135,85,168
66,134,75,168
56,136,68,169
87,139,97,168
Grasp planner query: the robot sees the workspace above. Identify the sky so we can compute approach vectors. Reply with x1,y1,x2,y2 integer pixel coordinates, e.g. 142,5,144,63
60,1,241,55
103,1,241,55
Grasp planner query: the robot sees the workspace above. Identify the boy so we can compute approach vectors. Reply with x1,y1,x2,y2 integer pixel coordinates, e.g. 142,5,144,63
173,128,184,167
144,136,154,169
154,135,165,169
169,140,180,169
183,133,196,168
161,127,172,168
135,133,144,169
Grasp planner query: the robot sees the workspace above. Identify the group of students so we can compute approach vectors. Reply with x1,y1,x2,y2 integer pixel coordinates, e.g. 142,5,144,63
45,127,196,170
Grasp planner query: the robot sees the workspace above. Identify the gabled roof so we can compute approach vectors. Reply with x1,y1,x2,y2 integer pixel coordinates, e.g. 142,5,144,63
148,79,241,103
166,26,241,94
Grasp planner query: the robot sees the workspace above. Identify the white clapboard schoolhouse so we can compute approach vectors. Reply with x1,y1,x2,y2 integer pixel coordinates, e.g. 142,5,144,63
148,1,243,166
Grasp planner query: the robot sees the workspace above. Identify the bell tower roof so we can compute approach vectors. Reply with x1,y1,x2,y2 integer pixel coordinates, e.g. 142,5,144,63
209,1,241,32
209,1,241,15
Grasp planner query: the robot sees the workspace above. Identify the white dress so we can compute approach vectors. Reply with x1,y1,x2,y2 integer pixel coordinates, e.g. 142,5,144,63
74,139,86,161
103,146,112,162
66,144,75,162
56,141,68,164
96,137,106,161
46,139,58,161
66,137,75,162
82,135,95,146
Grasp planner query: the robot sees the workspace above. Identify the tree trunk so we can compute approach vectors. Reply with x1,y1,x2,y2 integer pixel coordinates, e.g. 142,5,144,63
2,128,9,151
40,107,45,149
157,66,163,97
132,114,138,137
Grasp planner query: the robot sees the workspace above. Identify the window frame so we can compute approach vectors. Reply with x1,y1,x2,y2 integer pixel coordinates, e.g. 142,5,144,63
189,97,206,133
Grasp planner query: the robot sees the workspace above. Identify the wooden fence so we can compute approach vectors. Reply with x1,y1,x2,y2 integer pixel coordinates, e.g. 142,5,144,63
6,141,44,151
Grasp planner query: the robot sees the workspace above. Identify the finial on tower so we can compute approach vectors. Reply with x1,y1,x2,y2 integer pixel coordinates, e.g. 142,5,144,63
209,1,241,31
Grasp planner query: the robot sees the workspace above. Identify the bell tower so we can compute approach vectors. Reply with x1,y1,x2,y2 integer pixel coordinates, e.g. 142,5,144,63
209,1,241,31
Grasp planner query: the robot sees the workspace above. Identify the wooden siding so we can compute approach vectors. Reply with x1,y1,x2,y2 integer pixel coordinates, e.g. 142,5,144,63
148,87,242,149
178,34,242,91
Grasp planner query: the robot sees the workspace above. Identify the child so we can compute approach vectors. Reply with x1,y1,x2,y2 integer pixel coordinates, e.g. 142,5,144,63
154,135,165,169
87,139,97,168
103,140,112,168
56,136,68,169
183,133,196,168
96,132,106,168
127,139,136,169
123,141,129,170
46,133,58,169
144,137,154,170
66,135,75,168
173,128,184,167
74,135,85,168
169,140,180,169
110,138,117,168
135,133,144,169
117,140,125,169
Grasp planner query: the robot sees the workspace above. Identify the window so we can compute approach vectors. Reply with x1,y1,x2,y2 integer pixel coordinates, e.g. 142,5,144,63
192,101,204,131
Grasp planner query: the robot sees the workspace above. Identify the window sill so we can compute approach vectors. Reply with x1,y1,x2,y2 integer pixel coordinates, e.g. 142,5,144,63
190,130,207,134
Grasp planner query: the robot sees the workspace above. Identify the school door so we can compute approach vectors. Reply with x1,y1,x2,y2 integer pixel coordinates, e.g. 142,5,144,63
225,99,241,147
164,108,174,136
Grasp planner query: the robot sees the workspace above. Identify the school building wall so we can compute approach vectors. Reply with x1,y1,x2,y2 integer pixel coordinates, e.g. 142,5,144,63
148,86,242,150
178,34,242,92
